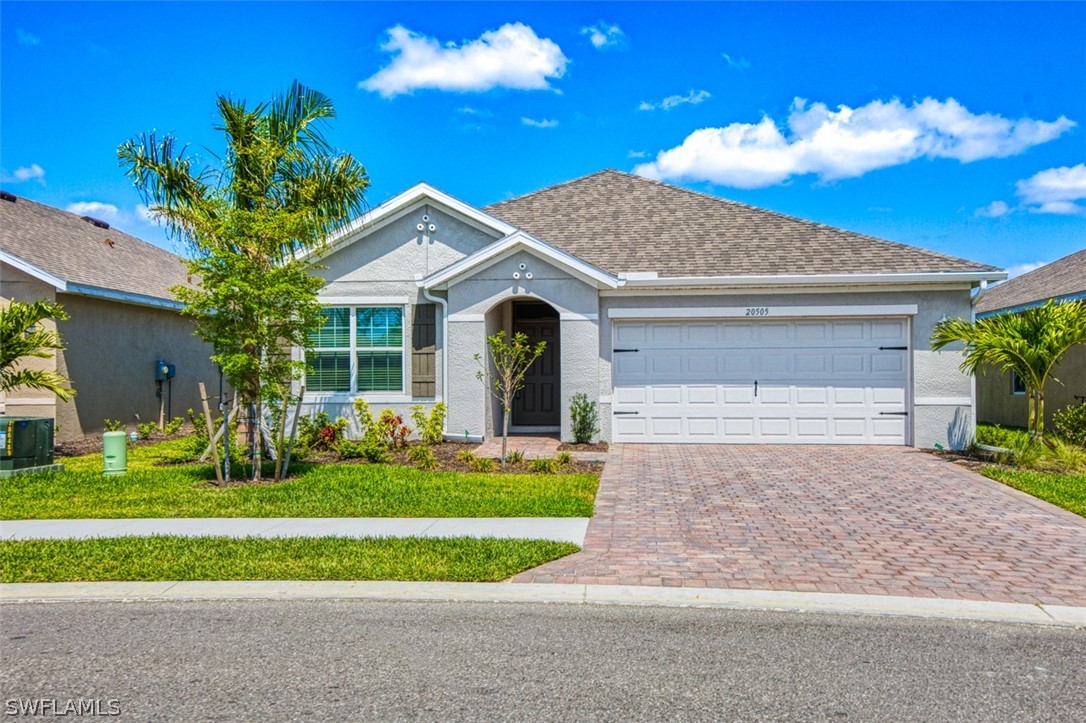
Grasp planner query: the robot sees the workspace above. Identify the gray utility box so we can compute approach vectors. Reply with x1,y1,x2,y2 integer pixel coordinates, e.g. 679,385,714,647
0,416,63,478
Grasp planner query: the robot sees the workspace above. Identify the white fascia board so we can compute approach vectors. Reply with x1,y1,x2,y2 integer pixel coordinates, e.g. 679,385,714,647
608,304,919,320
0,250,68,290
307,183,516,262
422,231,619,290
316,295,410,306
64,283,184,311
615,270,1008,289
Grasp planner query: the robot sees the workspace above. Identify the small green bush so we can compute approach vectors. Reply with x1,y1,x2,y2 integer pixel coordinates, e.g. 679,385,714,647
975,423,1030,450
163,417,185,436
506,450,525,464
470,457,496,473
411,403,447,446
1054,403,1086,447
136,421,159,440
528,458,560,474
555,451,573,466
569,393,598,445
408,445,438,470
455,449,476,464
103,419,125,433
298,412,349,452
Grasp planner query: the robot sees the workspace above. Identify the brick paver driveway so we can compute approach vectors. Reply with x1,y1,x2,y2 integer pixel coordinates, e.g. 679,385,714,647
514,445,1086,606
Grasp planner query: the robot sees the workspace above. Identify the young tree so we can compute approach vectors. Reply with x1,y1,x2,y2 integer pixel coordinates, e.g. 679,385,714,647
0,299,76,402
931,299,1086,439
119,81,368,480
475,331,546,464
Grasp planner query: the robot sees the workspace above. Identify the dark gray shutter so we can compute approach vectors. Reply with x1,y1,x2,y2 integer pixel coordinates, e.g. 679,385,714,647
411,303,436,397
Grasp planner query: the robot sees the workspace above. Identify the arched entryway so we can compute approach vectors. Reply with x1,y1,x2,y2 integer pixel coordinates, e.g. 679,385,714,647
485,298,561,432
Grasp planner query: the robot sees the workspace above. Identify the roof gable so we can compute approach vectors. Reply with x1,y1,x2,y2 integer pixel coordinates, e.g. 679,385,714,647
975,248,1086,315
485,170,1001,278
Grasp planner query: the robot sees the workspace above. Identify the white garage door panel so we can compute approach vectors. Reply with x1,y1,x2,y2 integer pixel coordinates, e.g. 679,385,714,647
612,318,908,445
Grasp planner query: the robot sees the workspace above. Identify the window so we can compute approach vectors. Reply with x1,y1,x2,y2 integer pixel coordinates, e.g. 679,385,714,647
307,306,404,393
1011,371,1026,396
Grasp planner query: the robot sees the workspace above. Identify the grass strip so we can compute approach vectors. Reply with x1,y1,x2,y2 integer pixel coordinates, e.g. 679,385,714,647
0,536,578,583
982,467,1086,517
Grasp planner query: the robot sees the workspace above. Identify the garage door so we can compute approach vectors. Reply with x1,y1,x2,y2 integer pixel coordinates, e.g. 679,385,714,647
611,318,909,444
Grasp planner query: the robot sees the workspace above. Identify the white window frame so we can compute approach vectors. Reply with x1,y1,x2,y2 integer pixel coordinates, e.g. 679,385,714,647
307,303,408,397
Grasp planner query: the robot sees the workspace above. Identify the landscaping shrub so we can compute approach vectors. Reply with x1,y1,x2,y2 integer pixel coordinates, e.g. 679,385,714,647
334,438,391,464
164,417,185,436
411,403,447,446
569,393,598,445
376,409,412,449
506,450,525,465
975,423,1030,450
470,457,496,473
529,458,560,474
556,451,573,466
136,421,159,440
408,445,437,470
455,449,476,464
103,419,125,433
1054,403,1086,447
298,412,349,452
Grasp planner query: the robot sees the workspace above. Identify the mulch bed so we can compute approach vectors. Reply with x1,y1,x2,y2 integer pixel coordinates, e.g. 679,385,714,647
556,442,609,452
929,448,1008,473
296,441,601,475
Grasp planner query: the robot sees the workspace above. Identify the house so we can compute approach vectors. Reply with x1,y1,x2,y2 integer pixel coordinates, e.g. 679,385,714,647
0,192,219,442
975,248,1086,429
306,170,1005,449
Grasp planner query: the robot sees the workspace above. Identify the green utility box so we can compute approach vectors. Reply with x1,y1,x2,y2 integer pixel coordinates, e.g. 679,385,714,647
0,416,63,478
102,431,127,476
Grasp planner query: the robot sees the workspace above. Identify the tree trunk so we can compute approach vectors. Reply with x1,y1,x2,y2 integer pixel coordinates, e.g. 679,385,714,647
252,397,262,481
1027,390,1037,439
501,401,510,466
1036,389,1046,439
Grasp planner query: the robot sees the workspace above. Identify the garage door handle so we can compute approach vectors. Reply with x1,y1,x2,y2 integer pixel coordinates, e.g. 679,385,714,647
613,411,639,415
878,346,908,351
613,348,639,353
879,411,909,416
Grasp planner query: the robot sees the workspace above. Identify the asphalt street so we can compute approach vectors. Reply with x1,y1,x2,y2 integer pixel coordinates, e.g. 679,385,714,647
2,599,1083,721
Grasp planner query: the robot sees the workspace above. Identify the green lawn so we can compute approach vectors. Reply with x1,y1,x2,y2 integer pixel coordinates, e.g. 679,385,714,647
982,468,1086,517
3,442,598,520
0,536,578,583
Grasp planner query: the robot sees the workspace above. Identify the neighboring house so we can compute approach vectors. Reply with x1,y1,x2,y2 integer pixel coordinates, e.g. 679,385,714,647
306,170,1005,449
975,248,1086,430
0,192,218,442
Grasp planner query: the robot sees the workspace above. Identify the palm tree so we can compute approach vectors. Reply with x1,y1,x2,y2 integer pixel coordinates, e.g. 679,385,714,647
931,299,1086,438
118,81,368,480
0,299,76,401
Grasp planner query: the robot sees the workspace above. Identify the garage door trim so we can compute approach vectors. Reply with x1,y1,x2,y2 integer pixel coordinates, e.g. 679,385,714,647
608,304,919,319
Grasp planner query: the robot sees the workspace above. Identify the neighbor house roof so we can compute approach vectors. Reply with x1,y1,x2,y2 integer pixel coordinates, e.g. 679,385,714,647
485,170,999,278
975,248,1086,315
0,192,193,307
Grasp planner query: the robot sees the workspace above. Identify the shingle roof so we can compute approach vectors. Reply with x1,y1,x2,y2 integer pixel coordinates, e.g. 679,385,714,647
0,193,193,301
975,248,1086,314
485,170,998,277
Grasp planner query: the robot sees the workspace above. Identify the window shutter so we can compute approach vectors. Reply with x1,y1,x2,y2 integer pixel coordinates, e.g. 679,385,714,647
412,304,436,397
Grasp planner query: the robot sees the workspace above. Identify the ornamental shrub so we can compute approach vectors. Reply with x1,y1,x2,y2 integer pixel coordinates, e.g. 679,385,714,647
569,393,598,445
1054,403,1086,447
411,403,447,446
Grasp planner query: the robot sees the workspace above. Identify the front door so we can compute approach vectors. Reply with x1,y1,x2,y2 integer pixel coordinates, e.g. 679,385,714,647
512,314,560,427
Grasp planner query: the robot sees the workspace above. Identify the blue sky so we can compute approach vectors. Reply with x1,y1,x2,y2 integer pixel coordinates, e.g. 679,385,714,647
2,2,1084,276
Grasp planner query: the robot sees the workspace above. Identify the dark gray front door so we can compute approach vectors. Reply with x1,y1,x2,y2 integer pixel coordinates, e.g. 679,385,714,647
512,318,560,426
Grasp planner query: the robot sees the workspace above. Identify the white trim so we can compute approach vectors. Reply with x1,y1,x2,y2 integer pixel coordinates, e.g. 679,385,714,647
317,295,410,306
600,283,975,297
308,183,515,261
302,393,414,405
914,397,972,406
607,304,919,320
509,425,560,433
559,312,599,321
421,231,619,290
449,313,486,323
0,250,67,290
615,271,1006,288
1,397,56,406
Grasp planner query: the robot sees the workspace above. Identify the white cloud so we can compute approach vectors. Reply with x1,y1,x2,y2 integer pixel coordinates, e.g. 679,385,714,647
17,29,41,46
456,106,492,117
522,117,558,129
1015,164,1086,216
1,163,46,184
65,201,164,230
360,23,568,97
627,150,647,159
722,53,750,70
634,96,1076,189
66,201,121,222
581,22,626,50
975,200,1011,218
639,89,711,112
1005,260,1048,279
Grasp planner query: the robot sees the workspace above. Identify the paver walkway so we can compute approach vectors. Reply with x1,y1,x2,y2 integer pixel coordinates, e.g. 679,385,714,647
513,445,1086,606
475,434,560,460
1,518,589,545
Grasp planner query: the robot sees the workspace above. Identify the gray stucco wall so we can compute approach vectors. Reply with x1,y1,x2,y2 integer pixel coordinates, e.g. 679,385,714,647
977,346,1086,430
599,286,975,449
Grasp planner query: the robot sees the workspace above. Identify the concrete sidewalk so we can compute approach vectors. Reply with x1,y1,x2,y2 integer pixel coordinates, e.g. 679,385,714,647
2,580,1083,628
0,517,590,545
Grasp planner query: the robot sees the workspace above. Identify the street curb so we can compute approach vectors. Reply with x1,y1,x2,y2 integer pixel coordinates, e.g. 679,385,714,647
2,581,1083,628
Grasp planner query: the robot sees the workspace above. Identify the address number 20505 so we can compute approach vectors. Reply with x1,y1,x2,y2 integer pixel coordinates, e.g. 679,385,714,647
744,307,770,317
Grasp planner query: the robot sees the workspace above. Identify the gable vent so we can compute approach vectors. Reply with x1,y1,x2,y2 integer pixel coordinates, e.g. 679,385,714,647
0,191,15,203
81,215,110,229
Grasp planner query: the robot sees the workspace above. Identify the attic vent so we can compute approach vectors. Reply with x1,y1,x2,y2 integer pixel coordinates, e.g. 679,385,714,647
0,191,15,203
81,215,110,229
104,238,115,248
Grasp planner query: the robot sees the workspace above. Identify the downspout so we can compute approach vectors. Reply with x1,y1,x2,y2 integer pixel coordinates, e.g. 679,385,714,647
421,285,452,437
